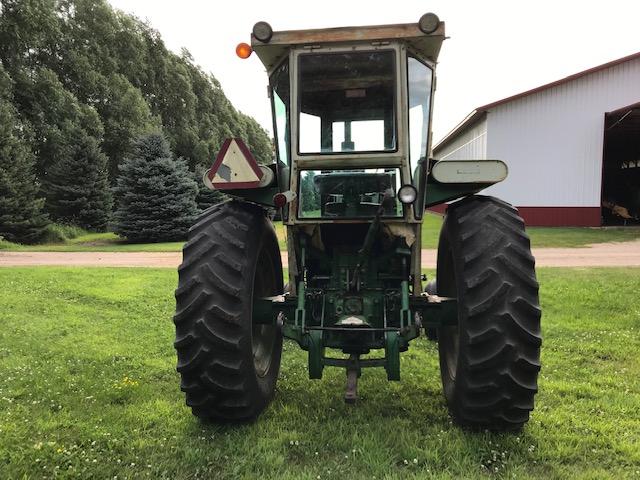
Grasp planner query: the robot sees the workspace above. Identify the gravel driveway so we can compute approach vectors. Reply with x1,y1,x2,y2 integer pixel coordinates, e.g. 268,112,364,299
1,240,639,268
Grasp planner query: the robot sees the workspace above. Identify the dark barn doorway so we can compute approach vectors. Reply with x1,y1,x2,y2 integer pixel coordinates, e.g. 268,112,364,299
602,103,640,225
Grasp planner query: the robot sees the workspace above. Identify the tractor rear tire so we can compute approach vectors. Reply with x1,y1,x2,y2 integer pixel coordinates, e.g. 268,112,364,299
436,195,541,431
173,200,283,422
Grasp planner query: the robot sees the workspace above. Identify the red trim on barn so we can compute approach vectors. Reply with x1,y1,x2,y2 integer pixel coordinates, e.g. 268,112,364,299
427,205,601,226
516,207,601,227
427,204,447,215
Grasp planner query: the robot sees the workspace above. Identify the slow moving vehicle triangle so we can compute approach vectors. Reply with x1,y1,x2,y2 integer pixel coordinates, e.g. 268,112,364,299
206,138,263,190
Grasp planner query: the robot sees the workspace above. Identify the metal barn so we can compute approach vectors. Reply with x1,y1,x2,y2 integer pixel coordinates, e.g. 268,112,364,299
433,52,640,226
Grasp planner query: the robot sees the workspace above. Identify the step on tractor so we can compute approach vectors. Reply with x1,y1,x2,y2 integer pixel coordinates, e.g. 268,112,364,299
173,13,542,431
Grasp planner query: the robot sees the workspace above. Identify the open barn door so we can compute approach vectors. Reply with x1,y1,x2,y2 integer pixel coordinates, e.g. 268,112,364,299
602,103,640,225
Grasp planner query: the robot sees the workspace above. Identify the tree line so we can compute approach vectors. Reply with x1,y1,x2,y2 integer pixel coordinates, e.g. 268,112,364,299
0,0,272,243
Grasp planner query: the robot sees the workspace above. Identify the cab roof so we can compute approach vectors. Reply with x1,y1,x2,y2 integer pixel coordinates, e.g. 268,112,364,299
251,21,446,72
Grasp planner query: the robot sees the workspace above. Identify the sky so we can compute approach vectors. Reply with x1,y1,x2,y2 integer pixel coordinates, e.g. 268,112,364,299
107,0,640,144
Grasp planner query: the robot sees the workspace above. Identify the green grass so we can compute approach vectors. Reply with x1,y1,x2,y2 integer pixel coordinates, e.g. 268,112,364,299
0,226,288,252
1,267,639,479
421,212,444,249
0,232,186,252
421,213,640,249
526,226,640,248
39,223,90,244
6,213,640,252
1,215,639,252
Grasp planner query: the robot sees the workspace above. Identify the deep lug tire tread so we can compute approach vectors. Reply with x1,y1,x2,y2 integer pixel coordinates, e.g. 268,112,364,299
174,200,283,422
437,195,542,431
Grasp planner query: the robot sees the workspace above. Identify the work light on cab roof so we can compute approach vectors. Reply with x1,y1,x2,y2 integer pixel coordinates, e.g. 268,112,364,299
173,13,542,432
252,21,273,43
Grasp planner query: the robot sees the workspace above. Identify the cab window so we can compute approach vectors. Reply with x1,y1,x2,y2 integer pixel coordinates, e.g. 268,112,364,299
270,60,290,164
407,56,433,177
299,168,402,218
298,51,396,154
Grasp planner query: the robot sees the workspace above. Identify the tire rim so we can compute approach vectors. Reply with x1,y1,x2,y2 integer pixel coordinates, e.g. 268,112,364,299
252,246,277,378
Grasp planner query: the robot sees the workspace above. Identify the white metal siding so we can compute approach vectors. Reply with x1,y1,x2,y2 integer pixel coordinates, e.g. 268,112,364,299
483,58,640,207
435,116,487,161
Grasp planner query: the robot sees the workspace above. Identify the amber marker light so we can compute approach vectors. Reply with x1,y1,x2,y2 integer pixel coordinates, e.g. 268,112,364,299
236,42,253,59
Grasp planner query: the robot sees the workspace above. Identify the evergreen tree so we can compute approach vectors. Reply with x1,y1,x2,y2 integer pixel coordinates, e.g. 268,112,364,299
99,73,159,180
241,113,273,164
0,66,49,243
13,67,104,179
0,0,272,194
42,135,112,231
113,132,198,242
300,170,319,212
193,164,226,213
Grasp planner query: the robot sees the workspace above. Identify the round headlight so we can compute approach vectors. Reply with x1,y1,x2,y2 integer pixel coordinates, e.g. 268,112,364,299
253,21,273,43
418,13,440,34
398,185,417,204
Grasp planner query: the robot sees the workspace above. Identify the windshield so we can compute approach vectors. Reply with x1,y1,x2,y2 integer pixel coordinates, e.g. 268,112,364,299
299,168,402,218
298,50,396,154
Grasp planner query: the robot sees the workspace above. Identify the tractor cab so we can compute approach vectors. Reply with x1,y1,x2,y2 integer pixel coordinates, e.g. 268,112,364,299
252,15,444,224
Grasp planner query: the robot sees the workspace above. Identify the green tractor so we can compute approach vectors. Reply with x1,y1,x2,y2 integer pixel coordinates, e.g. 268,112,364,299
173,14,541,430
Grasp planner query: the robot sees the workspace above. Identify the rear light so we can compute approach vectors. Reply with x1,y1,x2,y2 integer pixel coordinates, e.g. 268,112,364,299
236,42,252,59
273,190,296,208
273,193,286,208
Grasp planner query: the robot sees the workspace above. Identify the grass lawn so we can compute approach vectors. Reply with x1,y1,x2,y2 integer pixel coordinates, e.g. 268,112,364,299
1,267,639,479
2,213,639,253
525,226,640,248
0,227,288,253
420,213,640,249
0,232,186,252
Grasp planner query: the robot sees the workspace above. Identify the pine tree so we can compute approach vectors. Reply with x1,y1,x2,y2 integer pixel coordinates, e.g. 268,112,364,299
42,135,113,231
0,67,49,244
100,73,159,180
0,0,273,202
12,67,105,180
113,132,198,242
193,164,226,213
300,170,319,212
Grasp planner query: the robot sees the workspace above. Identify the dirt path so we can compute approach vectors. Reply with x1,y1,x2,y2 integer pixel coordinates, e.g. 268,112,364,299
1,240,639,268
0,251,183,268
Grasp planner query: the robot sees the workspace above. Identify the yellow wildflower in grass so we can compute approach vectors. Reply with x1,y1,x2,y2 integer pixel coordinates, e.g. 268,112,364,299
113,376,139,390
